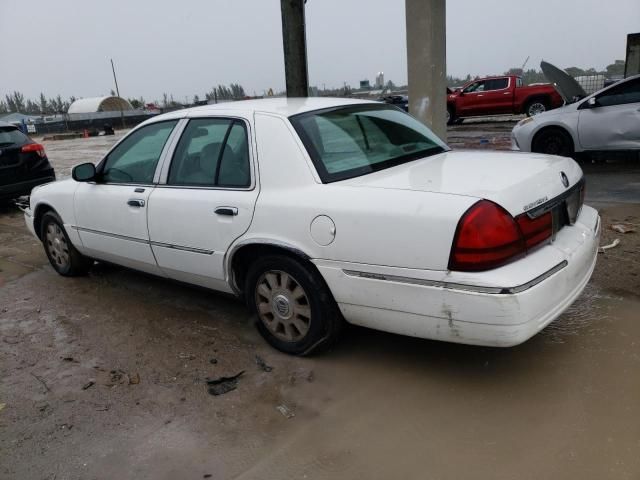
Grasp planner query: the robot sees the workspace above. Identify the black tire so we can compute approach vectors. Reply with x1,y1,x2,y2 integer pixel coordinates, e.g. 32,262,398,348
41,211,93,276
245,254,342,355
446,106,455,125
531,128,574,157
525,98,548,117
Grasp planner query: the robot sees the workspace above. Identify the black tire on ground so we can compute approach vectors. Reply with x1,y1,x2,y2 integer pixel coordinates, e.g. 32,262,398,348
531,128,574,157
245,254,343,355
454,118,464,125
525,99,548,117
41,211,93,276
447,106,455,125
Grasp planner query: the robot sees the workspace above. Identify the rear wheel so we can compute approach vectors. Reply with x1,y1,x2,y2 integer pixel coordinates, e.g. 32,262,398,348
245,254,342,355
525,99,548,117
531,128,574,157
41,211,92,276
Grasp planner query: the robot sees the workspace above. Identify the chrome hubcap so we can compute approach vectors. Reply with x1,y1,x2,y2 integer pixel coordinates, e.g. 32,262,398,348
45,223,70,269
255,270,311,342
529,103,546,116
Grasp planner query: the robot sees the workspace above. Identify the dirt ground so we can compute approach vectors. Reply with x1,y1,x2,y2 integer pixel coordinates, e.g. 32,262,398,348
1,125,640,480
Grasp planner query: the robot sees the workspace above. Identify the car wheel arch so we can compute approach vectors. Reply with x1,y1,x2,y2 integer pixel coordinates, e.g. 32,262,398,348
33,203,59,240
227,241,319,298
532,125,576,155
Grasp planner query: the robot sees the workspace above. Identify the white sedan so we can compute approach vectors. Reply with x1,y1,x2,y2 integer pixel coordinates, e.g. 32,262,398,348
512,63,640,157
24,98,600,355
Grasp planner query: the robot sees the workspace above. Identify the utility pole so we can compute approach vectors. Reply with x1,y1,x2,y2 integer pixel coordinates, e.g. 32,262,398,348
110,58,126,129
405,0,447,140
280,0,309,97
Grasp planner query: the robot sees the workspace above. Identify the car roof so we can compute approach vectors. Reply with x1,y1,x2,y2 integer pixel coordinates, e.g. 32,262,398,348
0,120,18,128
152,97,380,122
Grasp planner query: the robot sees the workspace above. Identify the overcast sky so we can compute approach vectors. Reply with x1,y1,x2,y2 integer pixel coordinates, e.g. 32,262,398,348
1,0,637,102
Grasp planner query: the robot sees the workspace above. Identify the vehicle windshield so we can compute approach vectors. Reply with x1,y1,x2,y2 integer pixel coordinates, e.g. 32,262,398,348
290,104,448,183
0,127,28,146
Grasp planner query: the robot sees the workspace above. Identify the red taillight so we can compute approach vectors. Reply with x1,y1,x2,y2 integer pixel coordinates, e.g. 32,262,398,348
449,200,554,272
21,143,46,158
516,211,552,250
449,200,525,272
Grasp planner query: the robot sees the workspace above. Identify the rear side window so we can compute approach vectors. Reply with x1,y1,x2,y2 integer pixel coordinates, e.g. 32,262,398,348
596,78,640,107
484,78,509,90
102,121,177,184
0,127,28,146
168,118,250,188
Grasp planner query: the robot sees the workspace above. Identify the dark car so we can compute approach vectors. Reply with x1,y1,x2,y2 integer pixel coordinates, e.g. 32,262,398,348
379,95,409,111
0,121,55,203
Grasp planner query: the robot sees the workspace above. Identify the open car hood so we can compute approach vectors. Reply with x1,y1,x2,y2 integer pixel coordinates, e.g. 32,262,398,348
540,61,587,104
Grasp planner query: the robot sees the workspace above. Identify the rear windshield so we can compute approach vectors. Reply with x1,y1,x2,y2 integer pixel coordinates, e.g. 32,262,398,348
290,104,448,183
0,127,29,146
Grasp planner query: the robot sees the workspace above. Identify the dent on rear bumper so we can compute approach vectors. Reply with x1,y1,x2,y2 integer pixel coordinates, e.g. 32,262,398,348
315,206,600,347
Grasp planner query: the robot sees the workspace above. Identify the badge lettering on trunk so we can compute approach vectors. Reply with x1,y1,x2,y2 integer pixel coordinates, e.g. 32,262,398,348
523,196,548,212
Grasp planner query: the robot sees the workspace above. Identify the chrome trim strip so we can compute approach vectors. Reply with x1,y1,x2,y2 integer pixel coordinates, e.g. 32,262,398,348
526,178,585,219
73,226,148,245
73,226,213,255
342,260,568,295
149,241,213,255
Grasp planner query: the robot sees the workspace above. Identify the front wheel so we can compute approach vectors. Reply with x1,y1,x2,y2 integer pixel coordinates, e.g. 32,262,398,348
446,106,455,125
41,211,93,276
245,254,342,355
531,128,574,157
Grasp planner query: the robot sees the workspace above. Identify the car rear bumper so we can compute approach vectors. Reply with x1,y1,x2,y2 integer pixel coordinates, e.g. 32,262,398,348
0,174,55,201
314,205,600,347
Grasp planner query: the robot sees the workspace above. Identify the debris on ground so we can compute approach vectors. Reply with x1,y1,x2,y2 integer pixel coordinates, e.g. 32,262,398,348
128,373,140,385
599,239,620,253
178,353,196,360
276,404,295,419
209,358,218,365
206,371,245,396
255,355,273,372
288,368,315,385
82,381,95,390
0,403,6,412
30,372,51,393
610,223,636,234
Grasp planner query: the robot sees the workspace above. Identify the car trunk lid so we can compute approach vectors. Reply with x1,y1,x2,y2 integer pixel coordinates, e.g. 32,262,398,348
540,60,587,104
337,150,584,218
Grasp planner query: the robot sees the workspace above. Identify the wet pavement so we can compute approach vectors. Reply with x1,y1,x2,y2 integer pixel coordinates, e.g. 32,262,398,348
1,124,639,479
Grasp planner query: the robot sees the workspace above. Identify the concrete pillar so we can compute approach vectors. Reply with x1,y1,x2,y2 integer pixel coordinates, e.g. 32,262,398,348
405,0,447,140
281,0,309,97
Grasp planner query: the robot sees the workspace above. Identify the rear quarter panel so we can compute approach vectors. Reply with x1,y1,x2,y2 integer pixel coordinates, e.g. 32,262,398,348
247,112,477,271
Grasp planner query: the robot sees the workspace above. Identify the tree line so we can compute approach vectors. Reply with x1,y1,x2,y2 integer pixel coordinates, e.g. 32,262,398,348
447,60,626,87
0,83,249,116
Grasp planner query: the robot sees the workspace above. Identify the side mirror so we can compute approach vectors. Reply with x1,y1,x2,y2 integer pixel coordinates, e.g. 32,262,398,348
587,97,598,108
72,162,97,182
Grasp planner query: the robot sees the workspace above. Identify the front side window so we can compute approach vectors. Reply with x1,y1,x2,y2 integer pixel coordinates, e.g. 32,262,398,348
290,105,448,183
595,78,640,107
168,118,250,188
464,81,485,93
102,121,177,184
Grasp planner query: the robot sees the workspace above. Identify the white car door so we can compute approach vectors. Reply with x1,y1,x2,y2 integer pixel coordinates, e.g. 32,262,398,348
147,116,258,291
74,120,179,275
577,77,640,150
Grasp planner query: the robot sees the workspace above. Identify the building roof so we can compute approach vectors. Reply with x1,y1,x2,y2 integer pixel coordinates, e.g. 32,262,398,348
0,112,40,123
67,96,133,114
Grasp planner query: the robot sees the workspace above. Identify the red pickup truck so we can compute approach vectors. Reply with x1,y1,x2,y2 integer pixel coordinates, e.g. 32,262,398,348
446,75,563,124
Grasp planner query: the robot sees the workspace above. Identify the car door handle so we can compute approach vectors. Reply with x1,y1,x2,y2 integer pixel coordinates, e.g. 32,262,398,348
127,198,146,208
215,206,238,216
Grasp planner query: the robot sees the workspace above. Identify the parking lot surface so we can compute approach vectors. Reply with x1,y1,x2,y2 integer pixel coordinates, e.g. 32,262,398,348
1,125,639,479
